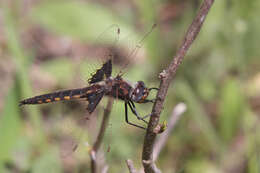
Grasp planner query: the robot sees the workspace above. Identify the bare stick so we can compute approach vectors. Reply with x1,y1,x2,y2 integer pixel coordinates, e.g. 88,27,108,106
126,159,138,173
101,165,109,173
142,0,215,172
90,98,114,173
153,103,186,161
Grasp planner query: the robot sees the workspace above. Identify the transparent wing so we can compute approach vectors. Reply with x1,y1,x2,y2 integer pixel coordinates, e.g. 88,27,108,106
114,24,157,77
78,24,156,81
77,24,120,83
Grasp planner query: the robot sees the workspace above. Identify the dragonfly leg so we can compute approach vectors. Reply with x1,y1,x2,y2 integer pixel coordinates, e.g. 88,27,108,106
144,87,159,103
128,101,150,124
140,113,152,120
149,87,159,91
124,102,146,130
144,99,156,103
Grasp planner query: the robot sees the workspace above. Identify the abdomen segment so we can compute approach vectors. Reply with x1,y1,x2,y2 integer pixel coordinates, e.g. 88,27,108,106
19,87,89,106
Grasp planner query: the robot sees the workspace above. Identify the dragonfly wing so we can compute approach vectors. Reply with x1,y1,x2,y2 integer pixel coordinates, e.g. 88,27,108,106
86,90,105,113
104,59,112,78
88,59,112,84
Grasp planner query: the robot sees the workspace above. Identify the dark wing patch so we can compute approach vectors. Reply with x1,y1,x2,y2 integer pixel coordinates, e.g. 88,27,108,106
104,58,112,78
86,91,105,113
88,59,112,84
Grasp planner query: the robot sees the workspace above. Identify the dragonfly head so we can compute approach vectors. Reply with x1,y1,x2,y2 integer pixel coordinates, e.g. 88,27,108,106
131,81,150,103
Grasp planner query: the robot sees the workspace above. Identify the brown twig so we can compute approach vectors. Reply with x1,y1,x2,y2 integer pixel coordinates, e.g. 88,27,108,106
142,0,215,172
90,97,114,173
126,159,138,173
153,103,186,161
101,165,109,173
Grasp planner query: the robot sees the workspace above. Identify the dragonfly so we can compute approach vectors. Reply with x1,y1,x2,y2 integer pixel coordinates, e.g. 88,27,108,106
19,25,158,130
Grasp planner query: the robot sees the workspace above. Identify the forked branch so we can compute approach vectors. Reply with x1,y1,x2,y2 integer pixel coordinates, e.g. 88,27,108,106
142,0,215,172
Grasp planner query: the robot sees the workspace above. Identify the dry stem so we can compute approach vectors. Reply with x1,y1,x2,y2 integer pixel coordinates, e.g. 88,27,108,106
90,98,114,173
142,0,215,172
126,159,138,173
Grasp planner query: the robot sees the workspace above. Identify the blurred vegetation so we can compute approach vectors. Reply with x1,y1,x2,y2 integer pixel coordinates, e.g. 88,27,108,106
0,0,259,173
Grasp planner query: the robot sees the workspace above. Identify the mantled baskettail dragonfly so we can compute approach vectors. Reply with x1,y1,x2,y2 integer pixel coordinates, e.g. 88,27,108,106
19,24,158,130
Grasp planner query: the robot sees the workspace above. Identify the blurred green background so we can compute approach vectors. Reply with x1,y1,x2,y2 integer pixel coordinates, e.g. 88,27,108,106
0,0,259,172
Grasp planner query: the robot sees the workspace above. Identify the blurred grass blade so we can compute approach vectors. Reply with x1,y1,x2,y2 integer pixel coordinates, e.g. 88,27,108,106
175,80,223,153
218,79,246,143
0,86,21,164
3,6,44,142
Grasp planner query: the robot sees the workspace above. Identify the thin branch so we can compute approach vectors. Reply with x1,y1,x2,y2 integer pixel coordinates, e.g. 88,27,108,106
142,0,215,172
90,97,114,173
153,103,187,161
101,165,109,173
142,160,161,173
126,159,138,173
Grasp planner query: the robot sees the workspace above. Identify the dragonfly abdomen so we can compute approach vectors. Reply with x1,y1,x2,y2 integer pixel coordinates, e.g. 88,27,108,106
19,88,89,106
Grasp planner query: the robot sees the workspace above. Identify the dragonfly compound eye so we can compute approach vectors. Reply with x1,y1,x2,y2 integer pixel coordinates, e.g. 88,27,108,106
131,81,150,103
